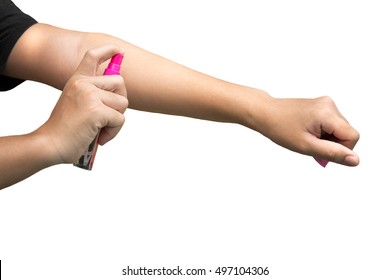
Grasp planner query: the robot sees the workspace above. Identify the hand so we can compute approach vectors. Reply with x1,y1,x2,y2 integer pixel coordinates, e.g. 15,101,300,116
37,44,128,164
258,96,360,166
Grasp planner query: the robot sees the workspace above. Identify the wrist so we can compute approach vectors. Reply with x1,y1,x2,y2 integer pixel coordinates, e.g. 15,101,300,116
30,128,64,167
0,131,61,189
237,87,274,135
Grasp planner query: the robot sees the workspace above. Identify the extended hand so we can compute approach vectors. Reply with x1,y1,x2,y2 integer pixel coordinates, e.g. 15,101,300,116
258,96,360,166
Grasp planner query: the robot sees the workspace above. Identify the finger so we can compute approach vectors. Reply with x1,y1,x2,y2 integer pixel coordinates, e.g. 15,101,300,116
87,71,128,113
76,44,125,77
98,109,126,145
82,75,128,113
93,75,128,111
98,126,123,146
311,137,360,166
93,75,127,97
99,88,129,114
320,117,360,151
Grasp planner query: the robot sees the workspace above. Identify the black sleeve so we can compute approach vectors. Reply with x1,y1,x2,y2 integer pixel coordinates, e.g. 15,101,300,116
0,0,37,91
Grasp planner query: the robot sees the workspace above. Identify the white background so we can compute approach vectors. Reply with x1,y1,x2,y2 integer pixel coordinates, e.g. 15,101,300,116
1,0,389,279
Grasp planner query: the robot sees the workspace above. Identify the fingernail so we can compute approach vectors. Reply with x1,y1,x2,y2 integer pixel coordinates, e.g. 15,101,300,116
343,155,358,166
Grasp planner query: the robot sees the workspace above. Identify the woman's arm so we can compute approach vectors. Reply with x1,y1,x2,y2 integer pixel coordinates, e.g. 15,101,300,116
4,24,259,122
3,23,360,166
0,44,128,189
0,132,56,188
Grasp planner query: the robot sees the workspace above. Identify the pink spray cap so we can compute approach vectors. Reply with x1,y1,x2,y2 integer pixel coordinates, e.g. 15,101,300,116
103,53,124,75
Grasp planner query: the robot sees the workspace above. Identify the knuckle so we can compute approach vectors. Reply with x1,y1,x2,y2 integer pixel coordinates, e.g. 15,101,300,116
69,82,100,112
113,75,125,86
118,95,129,110
70,78,86,91
325,146,338,162
352,130,360,142
318,95,335,105
115,75,125,84
119,113,126,125
65,76,80,90
311,96,336,120
83,48,100,63
79,86,97,102
66,74,91,90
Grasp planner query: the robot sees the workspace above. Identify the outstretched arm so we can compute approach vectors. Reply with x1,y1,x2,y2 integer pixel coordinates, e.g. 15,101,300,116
3,23,360,166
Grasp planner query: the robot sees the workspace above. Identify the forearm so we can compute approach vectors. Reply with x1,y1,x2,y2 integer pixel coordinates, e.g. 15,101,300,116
80,32,272,127
5,24,271,128
0,131,57,189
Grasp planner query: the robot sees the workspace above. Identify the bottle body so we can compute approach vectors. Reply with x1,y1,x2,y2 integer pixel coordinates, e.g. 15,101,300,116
74,53,124,170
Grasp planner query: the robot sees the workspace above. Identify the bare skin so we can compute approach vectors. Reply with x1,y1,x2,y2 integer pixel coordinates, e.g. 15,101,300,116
0,24,359,189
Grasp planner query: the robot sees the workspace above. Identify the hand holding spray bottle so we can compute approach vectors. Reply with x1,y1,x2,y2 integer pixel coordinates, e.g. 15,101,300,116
74,53,124,170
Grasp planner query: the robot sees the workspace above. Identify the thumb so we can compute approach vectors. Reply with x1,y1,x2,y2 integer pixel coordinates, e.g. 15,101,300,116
76,44,125,76
312,138,360,166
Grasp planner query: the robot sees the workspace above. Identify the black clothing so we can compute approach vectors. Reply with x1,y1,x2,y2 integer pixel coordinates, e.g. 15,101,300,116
0,0,37,91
